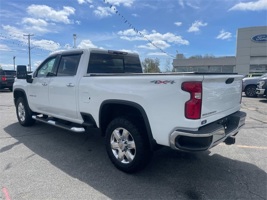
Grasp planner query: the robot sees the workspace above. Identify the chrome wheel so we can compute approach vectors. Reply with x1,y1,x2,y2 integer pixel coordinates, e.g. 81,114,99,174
16,97,35,126
110,127,136,164
18,102,26,122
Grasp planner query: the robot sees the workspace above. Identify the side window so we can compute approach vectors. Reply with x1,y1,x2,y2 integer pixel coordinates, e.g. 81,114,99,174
88,53,124,73
57,54,81,76
36,57,57,78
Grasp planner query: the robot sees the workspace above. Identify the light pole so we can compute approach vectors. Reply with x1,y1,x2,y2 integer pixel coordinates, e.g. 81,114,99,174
24,34,34,71
73,34,77,48
13,56,16,70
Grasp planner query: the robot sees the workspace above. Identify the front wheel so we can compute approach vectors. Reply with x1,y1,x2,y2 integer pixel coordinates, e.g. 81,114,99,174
105,117,152,173
15,97,35,126
245,85,257,97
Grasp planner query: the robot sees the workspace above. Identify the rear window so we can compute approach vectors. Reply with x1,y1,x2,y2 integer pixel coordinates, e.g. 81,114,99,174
87,53,142,73
1,71,16,76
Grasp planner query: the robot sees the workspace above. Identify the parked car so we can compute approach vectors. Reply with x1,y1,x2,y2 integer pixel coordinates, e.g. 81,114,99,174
244,73,264,78
242,73,267,97
256,77,267,99
13,48,246,173
0,69,16,91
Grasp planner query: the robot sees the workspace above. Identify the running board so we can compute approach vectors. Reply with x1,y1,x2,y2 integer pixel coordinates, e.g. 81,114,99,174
32,115,85,133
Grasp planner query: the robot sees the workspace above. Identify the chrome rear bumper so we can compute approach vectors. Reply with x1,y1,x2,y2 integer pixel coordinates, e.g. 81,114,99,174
170,111,246,151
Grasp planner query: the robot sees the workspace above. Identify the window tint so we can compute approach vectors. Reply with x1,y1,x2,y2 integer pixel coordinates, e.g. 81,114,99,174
57,54,81,76
36,57,57,77
3,71,16,76
87,53,142,73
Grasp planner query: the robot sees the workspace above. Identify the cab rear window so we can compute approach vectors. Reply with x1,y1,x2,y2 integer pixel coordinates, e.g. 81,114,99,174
87,53,142,73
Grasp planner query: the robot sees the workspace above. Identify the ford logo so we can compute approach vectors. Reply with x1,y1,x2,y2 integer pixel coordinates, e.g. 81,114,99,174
251,34,267,42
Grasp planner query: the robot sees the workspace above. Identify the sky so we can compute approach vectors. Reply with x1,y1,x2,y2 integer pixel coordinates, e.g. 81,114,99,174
0,0,267,71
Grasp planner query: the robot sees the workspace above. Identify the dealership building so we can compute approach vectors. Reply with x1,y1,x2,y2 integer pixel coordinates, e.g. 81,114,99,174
173,26,267,75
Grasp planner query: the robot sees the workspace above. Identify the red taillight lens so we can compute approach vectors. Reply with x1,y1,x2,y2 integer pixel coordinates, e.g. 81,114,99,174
182,81,202,119
1,76,7,81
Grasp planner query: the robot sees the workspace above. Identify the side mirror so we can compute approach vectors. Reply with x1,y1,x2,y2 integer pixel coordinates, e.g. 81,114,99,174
16,65,27,79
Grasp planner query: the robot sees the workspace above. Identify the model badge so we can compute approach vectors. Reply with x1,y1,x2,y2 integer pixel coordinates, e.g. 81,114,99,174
251,34,267,42
151,80,175,84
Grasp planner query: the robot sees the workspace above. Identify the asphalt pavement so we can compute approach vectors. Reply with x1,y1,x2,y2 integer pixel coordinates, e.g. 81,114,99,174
0,90,266,200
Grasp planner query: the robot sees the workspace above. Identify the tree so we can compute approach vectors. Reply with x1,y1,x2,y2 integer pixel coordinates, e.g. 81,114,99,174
189,54,215,59
142,58,161,73
164,59,172,73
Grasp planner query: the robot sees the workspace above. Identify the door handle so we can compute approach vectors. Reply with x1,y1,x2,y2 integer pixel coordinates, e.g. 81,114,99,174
66,83,75,87
42,83,48,86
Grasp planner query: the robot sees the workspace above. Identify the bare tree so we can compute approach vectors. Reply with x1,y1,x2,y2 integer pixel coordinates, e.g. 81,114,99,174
164,59,171,73
142,58,161,73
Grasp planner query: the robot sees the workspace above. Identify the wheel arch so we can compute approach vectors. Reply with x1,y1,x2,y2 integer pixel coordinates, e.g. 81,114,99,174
99,100,157,150
13,88,28,105
244,84,257,91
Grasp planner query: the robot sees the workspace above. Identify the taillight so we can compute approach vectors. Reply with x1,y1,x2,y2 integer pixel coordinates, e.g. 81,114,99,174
182,81,202,119
1,76,7,81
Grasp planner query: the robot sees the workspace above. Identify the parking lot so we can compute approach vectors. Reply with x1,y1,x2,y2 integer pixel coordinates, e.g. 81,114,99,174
0,90,266,200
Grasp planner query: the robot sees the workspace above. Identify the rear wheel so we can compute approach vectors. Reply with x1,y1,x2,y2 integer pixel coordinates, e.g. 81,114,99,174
15,97,35,126
245,85,257,97
105,117,152,173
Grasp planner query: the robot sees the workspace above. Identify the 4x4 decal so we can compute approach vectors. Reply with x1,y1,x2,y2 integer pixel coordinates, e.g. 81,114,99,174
151,80,175,84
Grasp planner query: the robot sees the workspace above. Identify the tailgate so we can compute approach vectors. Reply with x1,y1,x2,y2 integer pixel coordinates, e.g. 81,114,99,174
201,75,243,118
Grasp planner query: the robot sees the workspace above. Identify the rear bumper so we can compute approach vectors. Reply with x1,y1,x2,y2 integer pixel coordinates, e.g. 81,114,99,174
170,111,246,151
0,82,13,89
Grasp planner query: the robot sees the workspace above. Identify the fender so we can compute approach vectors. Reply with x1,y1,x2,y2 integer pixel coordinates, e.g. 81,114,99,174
99,99,157,150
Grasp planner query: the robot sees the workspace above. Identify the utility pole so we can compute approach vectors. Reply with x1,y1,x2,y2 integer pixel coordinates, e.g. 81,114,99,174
73,34,77,48
13,56,16,70
24,34,34,71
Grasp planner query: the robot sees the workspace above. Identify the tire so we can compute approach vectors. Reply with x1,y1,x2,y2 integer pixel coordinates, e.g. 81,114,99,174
105,117,152,173
9,87,13,92
15,97,35,126
245,85,257,97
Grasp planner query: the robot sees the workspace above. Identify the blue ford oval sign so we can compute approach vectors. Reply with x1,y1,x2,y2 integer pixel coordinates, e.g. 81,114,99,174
251,34,267,42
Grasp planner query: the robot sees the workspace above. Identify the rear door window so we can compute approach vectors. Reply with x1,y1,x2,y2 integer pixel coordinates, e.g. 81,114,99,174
57,54,81,76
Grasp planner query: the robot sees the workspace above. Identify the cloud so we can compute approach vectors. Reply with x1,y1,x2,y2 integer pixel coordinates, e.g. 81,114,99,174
32,40,60,51
178,0,200,9
77,40,98,48
22,18,48,27
2,25,25,41
0,44,11,51
2,25,61,51
22,18,49,33
27,5,75,24
77,0,92,4
94,6,114,18
174,22,182,26
229,0,267,11
216,30,232,40
147,52,169,57
118,29,189,50
178,0,185,8
138,40,170,50
188,20,208,32
107,0,135,7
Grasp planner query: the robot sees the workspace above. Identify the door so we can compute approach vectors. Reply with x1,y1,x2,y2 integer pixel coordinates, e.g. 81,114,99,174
47,53,81,120
27,56,58,113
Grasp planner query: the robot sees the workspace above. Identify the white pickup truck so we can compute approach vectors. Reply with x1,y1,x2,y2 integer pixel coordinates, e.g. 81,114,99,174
14,48,246,173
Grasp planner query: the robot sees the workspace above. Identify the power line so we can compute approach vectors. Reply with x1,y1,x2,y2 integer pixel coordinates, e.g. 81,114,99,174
102,0,175,58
